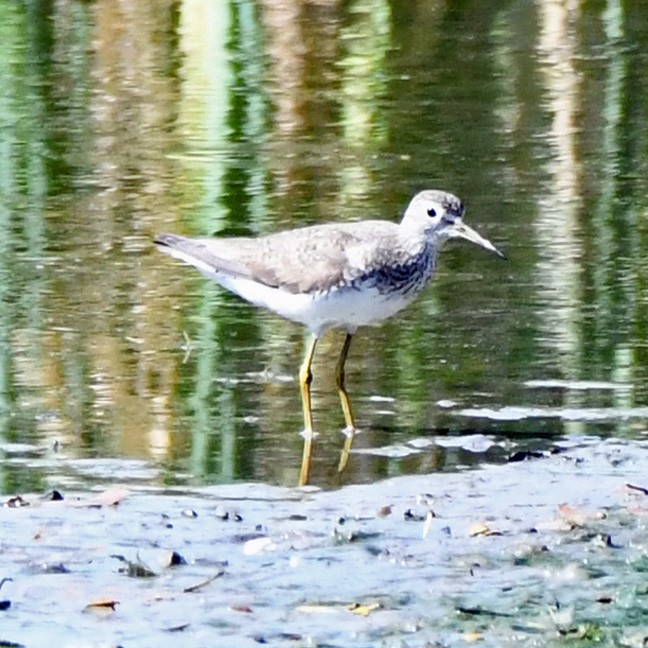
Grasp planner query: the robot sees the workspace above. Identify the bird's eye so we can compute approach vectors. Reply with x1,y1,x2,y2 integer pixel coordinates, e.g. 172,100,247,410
427,207,437,217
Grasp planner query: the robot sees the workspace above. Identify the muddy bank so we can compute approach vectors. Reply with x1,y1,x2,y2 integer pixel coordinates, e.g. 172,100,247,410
1,437,647,647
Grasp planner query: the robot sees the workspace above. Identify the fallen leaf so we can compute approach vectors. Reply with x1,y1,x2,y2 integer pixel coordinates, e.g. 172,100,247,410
463,630,483,642
183,570,225,593
348,601,381,616
469,522,492,537
85,599,119,612
625,483,648,496
111,554,156,578
376,505,392,518
93,487,129,507
5,495,29,508
558,504,605,527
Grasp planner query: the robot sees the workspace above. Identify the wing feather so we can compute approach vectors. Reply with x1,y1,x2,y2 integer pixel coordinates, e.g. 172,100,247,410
155,221,401,294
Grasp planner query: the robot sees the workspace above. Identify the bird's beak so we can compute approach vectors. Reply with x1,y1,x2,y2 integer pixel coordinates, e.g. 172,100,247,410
450,220,506,259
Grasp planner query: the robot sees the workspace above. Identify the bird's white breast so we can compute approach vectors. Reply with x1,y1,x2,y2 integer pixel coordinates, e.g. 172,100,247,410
211,271,418,336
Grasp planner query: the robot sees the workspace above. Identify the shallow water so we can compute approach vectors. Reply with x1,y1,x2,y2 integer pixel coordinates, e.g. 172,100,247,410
0,2,648,492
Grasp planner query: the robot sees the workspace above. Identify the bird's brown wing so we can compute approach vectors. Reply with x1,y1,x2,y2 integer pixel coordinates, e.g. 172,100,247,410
156,221,398,294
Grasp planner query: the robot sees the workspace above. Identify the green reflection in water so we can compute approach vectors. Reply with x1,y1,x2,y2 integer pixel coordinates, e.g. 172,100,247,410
0,1,647,491
178,0,271,484
0,1,50,493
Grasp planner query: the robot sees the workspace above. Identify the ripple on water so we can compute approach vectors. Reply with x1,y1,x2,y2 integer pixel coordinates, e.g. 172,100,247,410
456,405,648,422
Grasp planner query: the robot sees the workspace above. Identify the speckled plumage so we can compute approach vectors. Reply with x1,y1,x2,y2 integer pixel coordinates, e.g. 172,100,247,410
157,220,432,295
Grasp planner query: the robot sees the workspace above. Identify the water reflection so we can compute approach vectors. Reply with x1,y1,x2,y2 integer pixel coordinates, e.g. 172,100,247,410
0,1,647,492
535,0,584,436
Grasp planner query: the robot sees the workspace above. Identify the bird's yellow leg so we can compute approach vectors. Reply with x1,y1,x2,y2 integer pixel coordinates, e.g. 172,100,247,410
335,333,356,473
299,334,318,486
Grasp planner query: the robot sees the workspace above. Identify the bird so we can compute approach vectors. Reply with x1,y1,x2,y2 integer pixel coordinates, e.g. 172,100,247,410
155,190,505,485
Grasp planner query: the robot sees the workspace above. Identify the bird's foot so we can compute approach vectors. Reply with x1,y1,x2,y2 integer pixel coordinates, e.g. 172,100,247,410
300,428,319,441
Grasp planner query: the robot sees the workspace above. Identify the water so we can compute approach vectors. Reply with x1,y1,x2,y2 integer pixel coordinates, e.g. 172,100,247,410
0,1,647,490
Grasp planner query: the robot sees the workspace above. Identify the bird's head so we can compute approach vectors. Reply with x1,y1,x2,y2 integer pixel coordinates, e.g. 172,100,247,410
401,190,505,259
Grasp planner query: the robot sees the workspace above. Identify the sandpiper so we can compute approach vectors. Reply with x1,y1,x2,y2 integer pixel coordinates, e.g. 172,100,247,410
155,190,504,484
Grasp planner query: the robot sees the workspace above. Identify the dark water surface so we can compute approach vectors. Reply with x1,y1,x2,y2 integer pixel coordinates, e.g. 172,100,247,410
1,1,647,491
